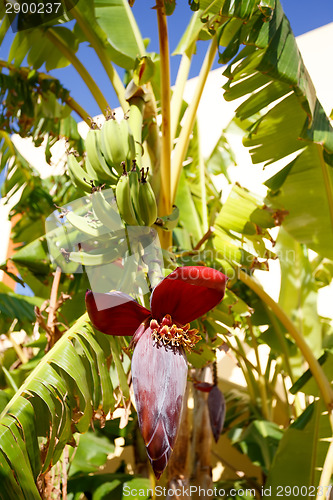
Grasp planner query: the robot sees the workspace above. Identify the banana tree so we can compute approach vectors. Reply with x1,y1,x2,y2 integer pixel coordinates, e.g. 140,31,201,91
0,1,333,498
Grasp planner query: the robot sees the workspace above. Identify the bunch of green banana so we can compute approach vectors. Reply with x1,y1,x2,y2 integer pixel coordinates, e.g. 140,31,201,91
100,116,136,175
116,165,140,226
137,168,158,226
85,127,118,184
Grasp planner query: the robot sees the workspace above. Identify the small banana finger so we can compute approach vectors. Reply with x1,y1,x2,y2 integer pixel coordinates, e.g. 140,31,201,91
67,154,96,193
66,211,108,237
137,168,158,226
116,166,140,226
92,189,123,231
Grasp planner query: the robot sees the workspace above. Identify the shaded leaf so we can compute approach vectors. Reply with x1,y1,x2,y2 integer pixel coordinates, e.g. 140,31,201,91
265,401,332,491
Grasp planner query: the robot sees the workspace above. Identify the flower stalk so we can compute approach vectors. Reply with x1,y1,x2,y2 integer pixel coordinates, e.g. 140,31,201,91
156,0,172,217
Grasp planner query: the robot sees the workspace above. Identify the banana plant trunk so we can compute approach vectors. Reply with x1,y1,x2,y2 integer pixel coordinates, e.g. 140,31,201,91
191,367,213,498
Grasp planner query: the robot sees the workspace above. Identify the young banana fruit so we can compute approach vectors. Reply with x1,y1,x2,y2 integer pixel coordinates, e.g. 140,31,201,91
67,154,96,193
137,168,158,226
67,241,127,266
128,162,143,225
91,189,123,231
65,211,108,238
116,166,140,226
100,117,136,175
85,128,118,184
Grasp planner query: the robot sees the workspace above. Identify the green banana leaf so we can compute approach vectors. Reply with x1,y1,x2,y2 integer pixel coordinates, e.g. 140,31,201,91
0,314,130,499
276,228,322,367
265,400,332,494
0,282,43,333
175,169,203,246
94,0,145,67
8,27,79,70
219,0,333,259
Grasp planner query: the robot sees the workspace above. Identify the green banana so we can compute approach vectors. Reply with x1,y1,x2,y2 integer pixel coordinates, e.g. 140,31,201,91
67,243,126,266
128,162,144,225
67,154,96,193
116,167,139,226
85,155,100,181
91,189,123,231
137,168,158,226
66,211,108,238
85,128,118,183
100,117,136,174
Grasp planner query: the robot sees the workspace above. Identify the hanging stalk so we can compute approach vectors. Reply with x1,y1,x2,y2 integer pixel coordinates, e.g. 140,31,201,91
45,28,109,114
155,0,172,250
239,270,333,411
156,0,171,215
68,3,128,112
64,97,91,124
171,36,218,204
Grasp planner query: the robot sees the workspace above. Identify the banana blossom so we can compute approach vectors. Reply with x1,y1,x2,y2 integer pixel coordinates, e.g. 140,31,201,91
86,266,227,479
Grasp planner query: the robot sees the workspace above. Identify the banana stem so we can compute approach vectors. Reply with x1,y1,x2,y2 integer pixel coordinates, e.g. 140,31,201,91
68,4,128,112
45,28,109,114
128,96,145,168
156,0,171,217
170,43,195,145
171,37,218,204
156,0,172,250
64,97,91,125
239,270,333,411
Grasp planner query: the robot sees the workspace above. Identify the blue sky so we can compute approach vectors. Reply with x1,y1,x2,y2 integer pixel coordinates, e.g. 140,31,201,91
1,0,333,119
